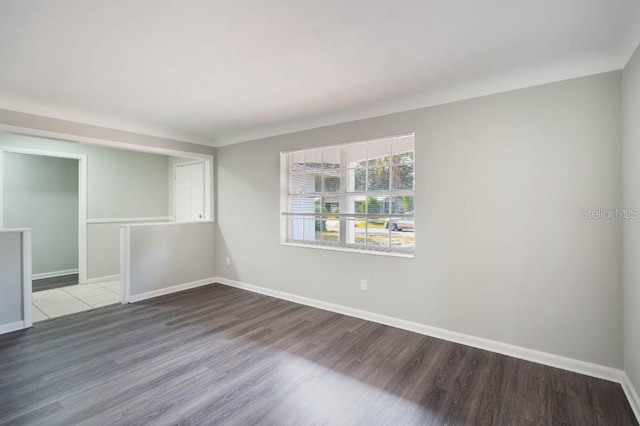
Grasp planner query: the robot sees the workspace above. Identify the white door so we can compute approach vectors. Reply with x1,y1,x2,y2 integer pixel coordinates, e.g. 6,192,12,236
175,162,205,222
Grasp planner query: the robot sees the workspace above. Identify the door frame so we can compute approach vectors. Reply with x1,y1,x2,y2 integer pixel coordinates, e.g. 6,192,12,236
173,159,206,222
0,147,88,285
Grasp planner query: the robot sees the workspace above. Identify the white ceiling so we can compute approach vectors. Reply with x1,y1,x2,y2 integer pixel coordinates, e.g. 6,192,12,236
0,1,639,147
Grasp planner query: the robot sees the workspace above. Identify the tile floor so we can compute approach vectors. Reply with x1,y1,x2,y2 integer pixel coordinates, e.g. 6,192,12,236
32,280,122,322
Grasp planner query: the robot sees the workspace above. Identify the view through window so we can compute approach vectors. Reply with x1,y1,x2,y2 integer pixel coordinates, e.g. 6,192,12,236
281,134,415,255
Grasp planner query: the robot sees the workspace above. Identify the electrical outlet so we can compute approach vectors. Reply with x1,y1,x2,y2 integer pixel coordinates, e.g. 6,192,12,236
226,257,231,266
360,279,367,291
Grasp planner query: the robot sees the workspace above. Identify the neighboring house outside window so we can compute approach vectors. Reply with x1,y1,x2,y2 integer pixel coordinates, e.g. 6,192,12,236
280,134,415,256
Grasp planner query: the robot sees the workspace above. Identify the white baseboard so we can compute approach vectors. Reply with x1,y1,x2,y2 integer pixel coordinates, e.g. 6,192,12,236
0,321,25,335
622,373,640,421
213,276,626,386
32,269,78,280
128,277,216,303
87,274,120,285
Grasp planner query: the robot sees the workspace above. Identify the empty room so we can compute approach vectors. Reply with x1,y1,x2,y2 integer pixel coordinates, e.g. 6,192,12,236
1,1,640,424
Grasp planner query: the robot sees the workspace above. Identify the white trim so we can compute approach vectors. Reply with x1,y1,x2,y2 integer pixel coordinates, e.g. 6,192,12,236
0,321,25,335
0,228,31,233
0,146,85,161
21,230,32,328
622,373,640,421
32,268,79,280
213,277,627,384
0,146,88,285
87,217,174,224
128,278,215,303
87,274,120,285
119,227,131,304
78,156,87,285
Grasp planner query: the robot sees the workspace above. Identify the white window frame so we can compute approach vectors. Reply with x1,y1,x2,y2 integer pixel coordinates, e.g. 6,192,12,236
280,133,415,257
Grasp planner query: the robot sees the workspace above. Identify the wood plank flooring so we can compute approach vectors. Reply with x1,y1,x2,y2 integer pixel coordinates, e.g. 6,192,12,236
0,283,636,425
32,274,79,292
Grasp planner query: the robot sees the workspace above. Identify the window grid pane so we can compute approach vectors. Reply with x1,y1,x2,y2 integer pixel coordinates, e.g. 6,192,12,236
283,135,414,254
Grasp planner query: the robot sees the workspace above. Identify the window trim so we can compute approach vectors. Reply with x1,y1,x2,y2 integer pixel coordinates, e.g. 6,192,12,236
280,133,415,257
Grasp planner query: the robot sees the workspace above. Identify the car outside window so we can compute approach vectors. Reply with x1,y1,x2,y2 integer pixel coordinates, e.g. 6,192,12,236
280,134,415,256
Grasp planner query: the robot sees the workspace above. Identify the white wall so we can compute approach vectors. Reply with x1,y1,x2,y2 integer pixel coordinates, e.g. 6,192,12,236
3,153,78,275
124,222,216,300
0,231,24,328
0,133,171,279
216,71,623,368
623,44,640,401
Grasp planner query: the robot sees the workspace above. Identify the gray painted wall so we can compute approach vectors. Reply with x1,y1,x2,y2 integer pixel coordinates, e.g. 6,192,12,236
623,45,640,397
0,133,172,279
87,224,122,279
128,222,216,296
0,231,23,327
216,71,623,368
3,153,78,275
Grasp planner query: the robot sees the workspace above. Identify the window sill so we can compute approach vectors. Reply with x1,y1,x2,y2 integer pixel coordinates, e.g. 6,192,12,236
281,242,415,258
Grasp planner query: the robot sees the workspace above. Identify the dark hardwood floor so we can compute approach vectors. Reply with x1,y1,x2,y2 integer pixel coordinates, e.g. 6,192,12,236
0,283,636,425
32,274,79,292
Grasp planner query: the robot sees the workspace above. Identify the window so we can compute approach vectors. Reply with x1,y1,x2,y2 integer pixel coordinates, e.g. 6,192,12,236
281,134,415,256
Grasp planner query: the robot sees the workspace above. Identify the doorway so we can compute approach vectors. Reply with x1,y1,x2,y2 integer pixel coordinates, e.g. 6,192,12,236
4,154,80,291
0,147,91,321
0,147,87,281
